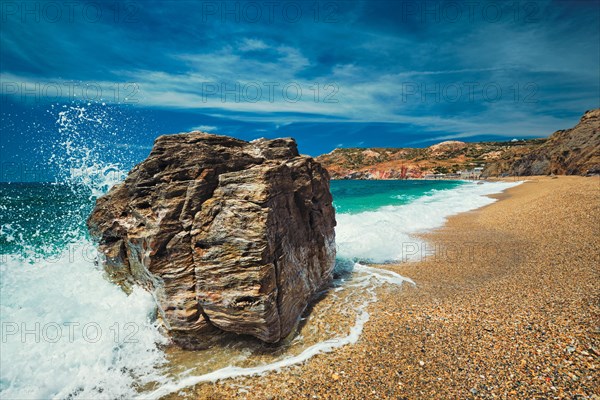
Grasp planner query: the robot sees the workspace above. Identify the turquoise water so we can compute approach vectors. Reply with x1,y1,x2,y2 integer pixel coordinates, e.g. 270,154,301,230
1,179,466,257
0,183,92,256
0,178,467,399
330,179,464,214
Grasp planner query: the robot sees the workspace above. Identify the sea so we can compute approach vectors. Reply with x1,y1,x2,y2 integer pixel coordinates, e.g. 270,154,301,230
0,106,522,399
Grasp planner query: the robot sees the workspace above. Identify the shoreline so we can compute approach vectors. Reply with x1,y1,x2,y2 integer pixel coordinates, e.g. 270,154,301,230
166,175,599,399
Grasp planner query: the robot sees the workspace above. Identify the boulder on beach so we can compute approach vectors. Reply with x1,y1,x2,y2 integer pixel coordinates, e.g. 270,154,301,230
87,132,336,348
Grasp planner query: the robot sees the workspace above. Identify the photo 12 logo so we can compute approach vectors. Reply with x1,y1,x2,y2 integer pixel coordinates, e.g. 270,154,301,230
0,1,140,24
1,321,141,344
200,81,340,103
400,241,528,263
197,1,340,23
1,81,140,104
398,1,541,24
0,162,53,182
400,82,539,104
0,237,101,265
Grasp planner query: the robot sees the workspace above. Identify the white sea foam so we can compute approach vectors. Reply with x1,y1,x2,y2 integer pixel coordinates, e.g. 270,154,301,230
353,262,416,286
0,178,521,398
0,104,163,399
0,250,408,399
142,311,370,399
0,241,167,399
335,180,523,263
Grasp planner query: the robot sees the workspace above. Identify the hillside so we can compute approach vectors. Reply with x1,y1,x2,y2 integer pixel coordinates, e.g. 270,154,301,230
316,139,545,179
316,109,599,179
493,109,600,176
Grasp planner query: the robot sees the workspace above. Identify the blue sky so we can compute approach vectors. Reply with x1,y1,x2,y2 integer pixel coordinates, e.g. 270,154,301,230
1,0,599,181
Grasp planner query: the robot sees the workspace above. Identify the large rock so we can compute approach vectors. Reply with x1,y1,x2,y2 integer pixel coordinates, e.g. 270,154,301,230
87,132,336,348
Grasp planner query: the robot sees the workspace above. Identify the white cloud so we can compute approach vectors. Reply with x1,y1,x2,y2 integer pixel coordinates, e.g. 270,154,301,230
239,38,269,52
190,125,218,132
2,68,580,140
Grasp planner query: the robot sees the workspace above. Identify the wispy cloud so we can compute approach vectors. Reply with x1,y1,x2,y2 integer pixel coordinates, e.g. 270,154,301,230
1,0,598,147
239,38,269,52
191,125,218,132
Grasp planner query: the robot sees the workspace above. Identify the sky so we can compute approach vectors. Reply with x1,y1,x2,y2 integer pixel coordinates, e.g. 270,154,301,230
1,0,599,181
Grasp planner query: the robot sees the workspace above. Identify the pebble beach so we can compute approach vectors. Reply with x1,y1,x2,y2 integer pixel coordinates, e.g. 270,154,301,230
170,176,600,399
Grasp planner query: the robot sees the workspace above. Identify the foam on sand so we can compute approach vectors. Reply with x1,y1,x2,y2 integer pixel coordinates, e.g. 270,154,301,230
142,262,414,399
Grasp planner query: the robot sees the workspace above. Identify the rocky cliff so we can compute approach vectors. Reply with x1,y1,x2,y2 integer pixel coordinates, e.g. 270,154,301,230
87,132,336,348
494,109,600,176
316,139,545,179
316,109,599,178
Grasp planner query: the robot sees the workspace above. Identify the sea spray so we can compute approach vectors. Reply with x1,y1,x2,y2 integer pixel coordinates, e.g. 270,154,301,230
1,103,140,257
0,103,166,399
49,103,136,196
0,179,519,398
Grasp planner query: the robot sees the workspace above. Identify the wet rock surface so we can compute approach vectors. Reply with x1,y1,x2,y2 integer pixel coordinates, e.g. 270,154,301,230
87,132,336,348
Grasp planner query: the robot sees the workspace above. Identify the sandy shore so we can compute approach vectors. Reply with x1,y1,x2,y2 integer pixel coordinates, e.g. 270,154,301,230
168,176,599,399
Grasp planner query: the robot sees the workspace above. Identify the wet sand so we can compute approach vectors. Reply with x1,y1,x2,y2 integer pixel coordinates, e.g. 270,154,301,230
168,175,599,399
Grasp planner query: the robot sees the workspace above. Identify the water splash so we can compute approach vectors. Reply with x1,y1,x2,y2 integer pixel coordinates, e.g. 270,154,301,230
0,102,166,399
0,102,141,258
49,103,134,198
0,103,522,398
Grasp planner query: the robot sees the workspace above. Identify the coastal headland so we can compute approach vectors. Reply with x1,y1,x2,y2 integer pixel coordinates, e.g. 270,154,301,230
316,109,599,180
